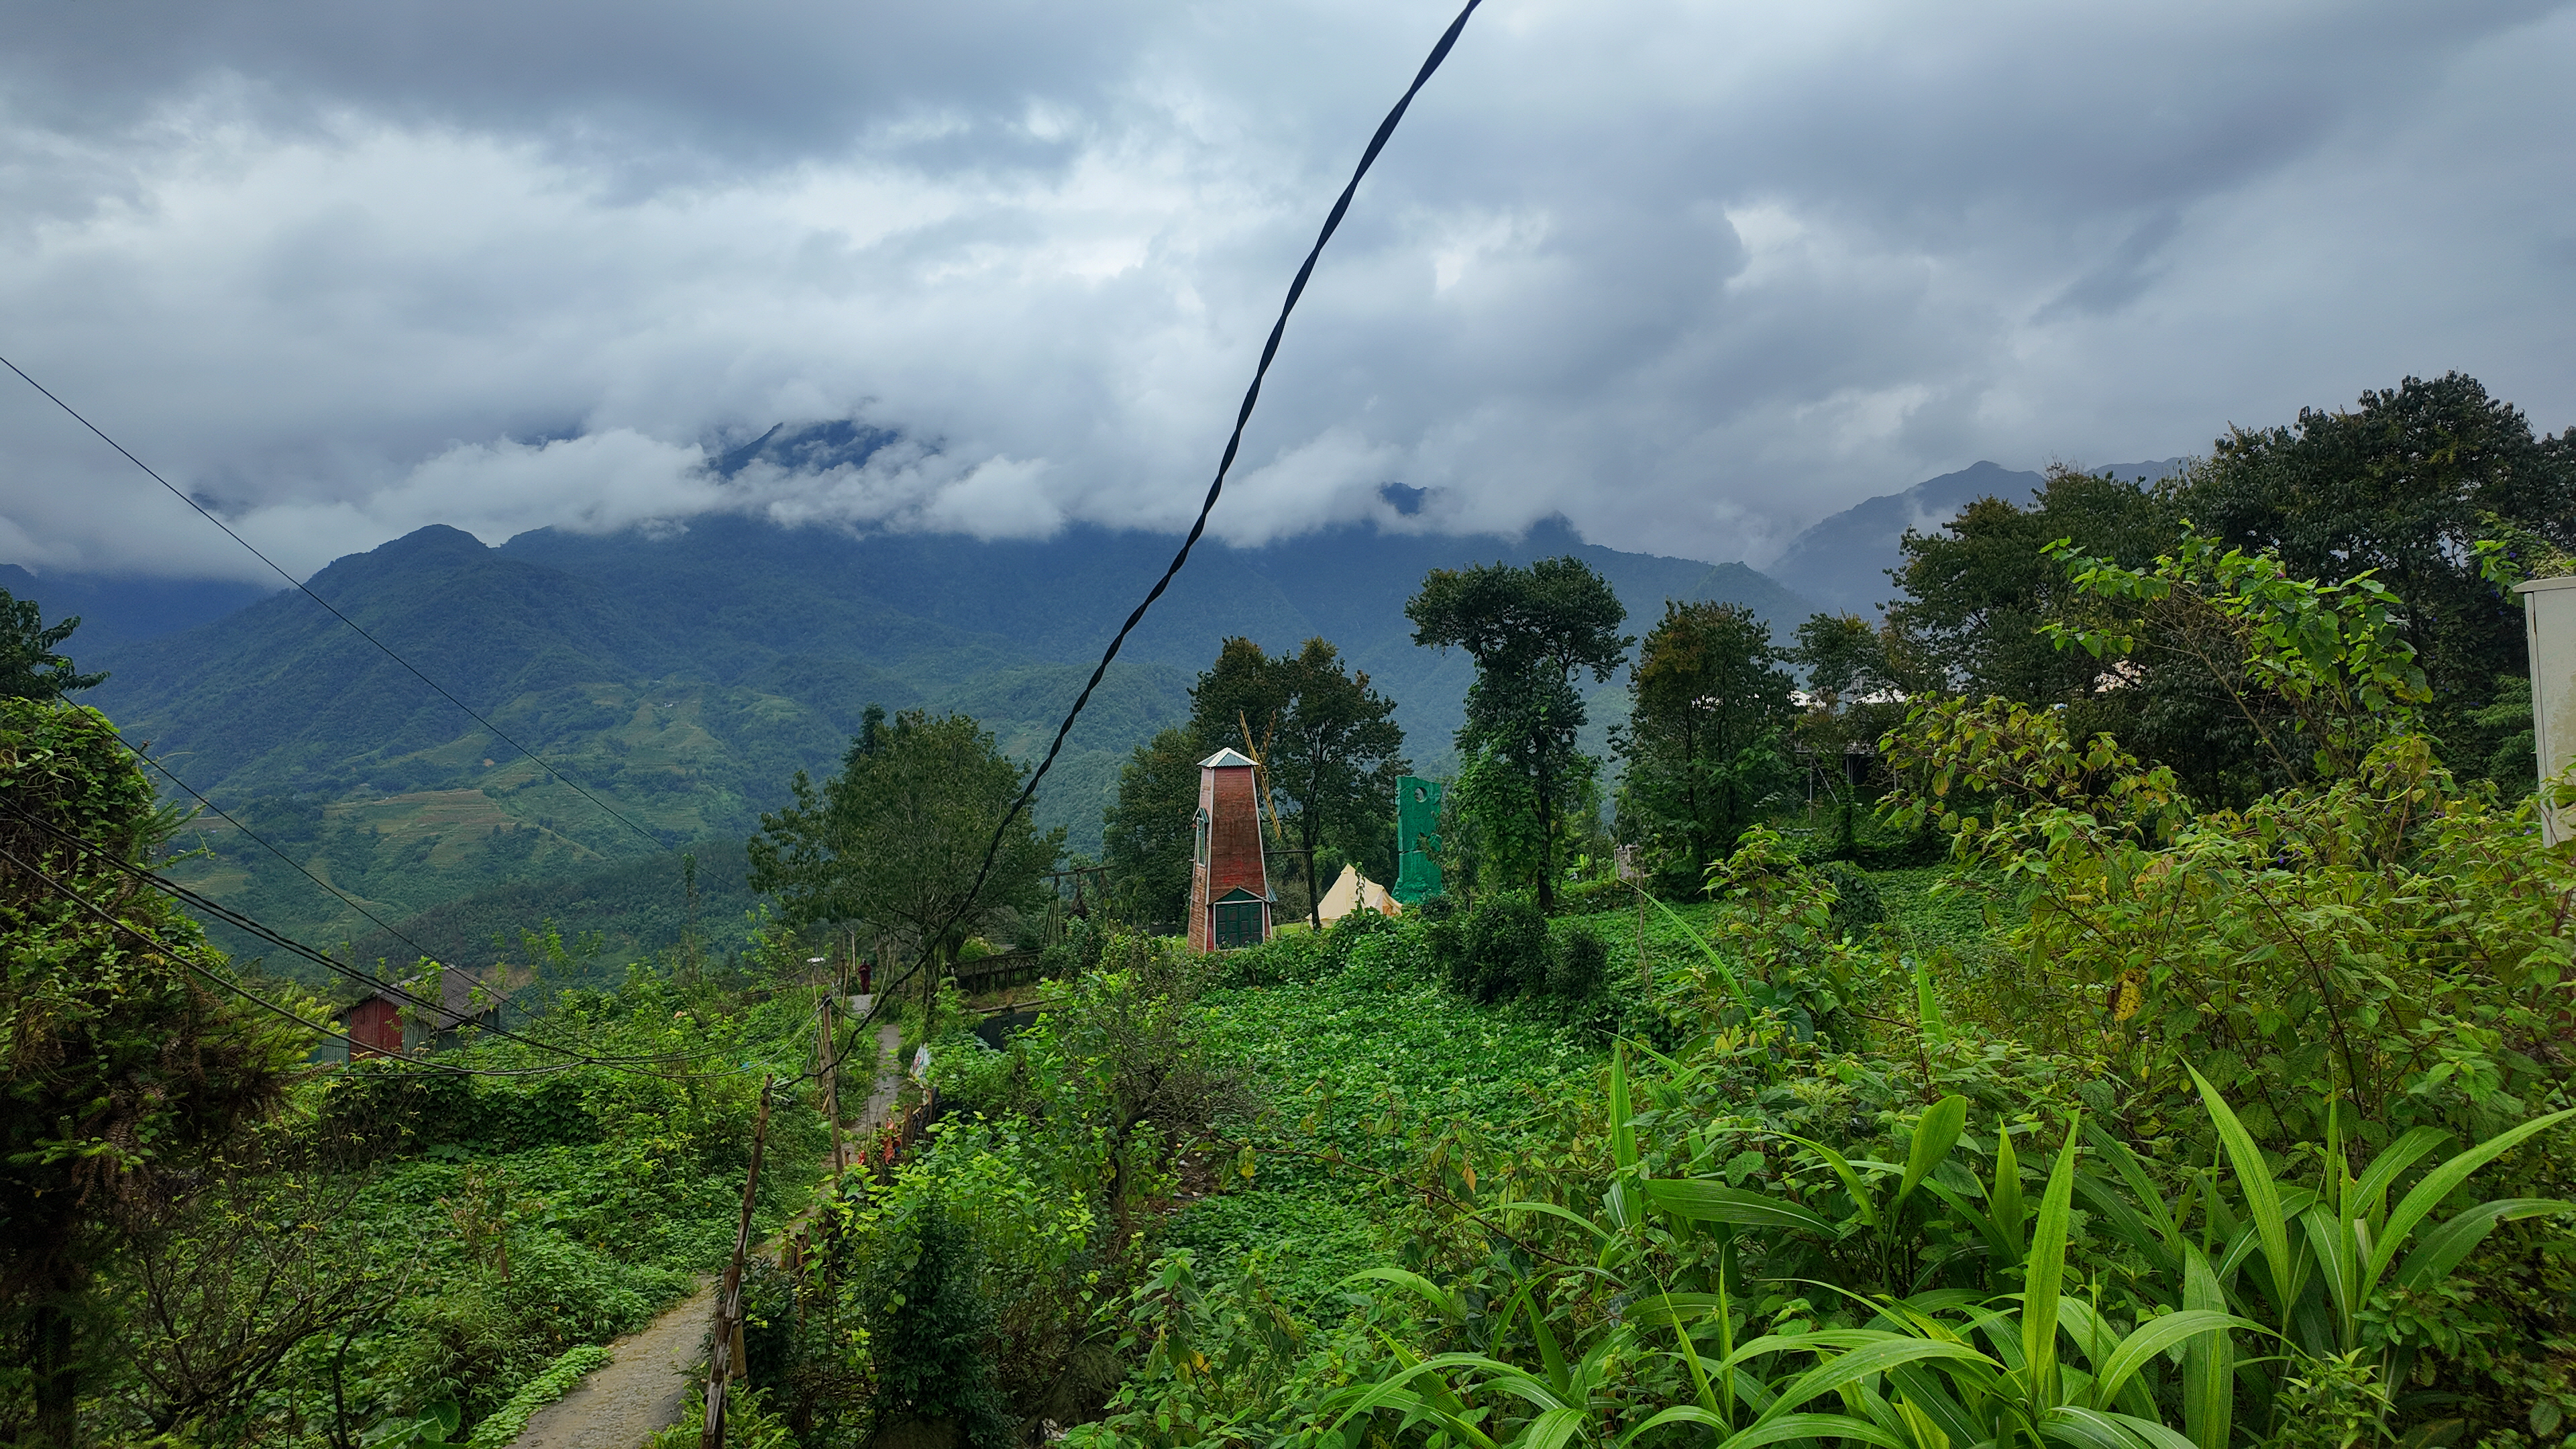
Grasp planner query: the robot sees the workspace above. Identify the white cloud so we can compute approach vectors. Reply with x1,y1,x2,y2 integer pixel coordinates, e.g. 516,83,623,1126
0,0,2569,582
224,430,719,566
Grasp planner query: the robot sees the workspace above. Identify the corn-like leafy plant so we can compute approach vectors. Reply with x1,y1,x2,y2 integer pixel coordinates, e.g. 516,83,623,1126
1326,970,2571,1449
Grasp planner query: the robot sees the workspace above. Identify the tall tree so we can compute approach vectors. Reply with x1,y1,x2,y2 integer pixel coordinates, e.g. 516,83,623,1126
749,709,1061,1002
1184,637,1295,759
1101,728,1202,930
1885,464,2175,706
1111,637,1409,928
1407,557,1630,912
2,699,309,1447
1614,602,1795,880
1786,612,1915,855
0,591,106,702
1265,639,1408,923
1791,612,1902,712
2173,371,2576,772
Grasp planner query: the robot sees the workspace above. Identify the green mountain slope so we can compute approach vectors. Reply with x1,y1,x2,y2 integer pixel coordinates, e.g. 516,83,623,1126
82,515,1812,972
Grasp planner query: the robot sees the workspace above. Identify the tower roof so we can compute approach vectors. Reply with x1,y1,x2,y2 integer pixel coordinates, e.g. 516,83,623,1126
1199,747,1258,769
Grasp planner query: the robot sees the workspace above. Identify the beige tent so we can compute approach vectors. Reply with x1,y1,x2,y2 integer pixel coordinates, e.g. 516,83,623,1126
1316,864,1400,924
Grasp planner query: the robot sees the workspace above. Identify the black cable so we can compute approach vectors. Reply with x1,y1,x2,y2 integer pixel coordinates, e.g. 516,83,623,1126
0,352,667,855
980,0,1486,900
0,796,744,1075
800,0,1487,1092
0,838,582,1079
107,741,716,1067
154,861,735,1075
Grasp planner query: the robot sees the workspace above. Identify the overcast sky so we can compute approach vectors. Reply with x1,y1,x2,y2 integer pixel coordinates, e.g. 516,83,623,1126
3,0,2572,584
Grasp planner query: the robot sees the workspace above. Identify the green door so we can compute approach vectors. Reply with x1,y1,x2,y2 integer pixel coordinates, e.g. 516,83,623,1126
1212,898,1266,949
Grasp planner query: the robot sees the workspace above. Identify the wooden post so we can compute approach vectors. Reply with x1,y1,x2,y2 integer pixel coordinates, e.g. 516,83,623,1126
703,1075,775,1449
1638,886,1649,989
818,996,846,1176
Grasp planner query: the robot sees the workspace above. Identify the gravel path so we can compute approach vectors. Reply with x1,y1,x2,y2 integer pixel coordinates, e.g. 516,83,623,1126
504,1016,904,1448
504,1279,714,1449
861,1019,904,1127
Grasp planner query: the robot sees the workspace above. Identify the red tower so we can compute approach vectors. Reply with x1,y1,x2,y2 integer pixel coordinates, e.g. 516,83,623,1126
1189,747,1273,951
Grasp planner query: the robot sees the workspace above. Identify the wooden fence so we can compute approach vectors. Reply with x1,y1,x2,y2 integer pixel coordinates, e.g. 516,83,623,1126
949,948,1047,994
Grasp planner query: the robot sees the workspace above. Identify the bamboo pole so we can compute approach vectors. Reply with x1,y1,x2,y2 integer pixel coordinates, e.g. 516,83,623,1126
818,997,846,1177
703,1075,774,1449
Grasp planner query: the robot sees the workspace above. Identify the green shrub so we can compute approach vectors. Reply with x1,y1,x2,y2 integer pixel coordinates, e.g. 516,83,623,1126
1214,926,1331,987
1552,875,1629,915
1545,926,1607,1001
490,1234,674,1351
1037,914,1107,981
928,1034,1016,1118
1458,894,1549,1003
1817,859,1886,938
645,1380,796,1449
858,1196,1015,1449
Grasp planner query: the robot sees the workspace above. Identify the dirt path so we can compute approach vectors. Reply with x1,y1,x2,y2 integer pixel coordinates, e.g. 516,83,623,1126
505,1279,714,1449
505,1012,904,1448
860,1016,904,1128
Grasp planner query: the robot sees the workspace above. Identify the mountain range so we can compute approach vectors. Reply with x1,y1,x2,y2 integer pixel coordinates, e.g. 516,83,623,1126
1766,458,2186,614
66,510,1811,973
18,441,2184,980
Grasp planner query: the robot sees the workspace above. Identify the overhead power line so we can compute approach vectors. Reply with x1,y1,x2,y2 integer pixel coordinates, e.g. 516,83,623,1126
0,838,588,1079
0,797,738,1075
806,0,1488,1087
958,0,1489,946
111,739,713,1066
0,352,667,855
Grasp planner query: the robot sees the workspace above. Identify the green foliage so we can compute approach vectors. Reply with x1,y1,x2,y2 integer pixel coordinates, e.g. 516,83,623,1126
0,590,105,701
751,707,1063,965
1613,600,1796,882
1887,462,2178,710
0,698,315,1444
366,1397,470,1448
648,1379,796,1449
2042,529,2432,786
1445,741,1603,907
1260,1017,2565,1449
462,1344,608,1448
1817,860,1886,938
1247,638,1411,898
1454,893,1550,1002
1547,928,1608,1002
1063,515,2576,1444
1400,894,1618,1024
2175,370,2576,769
857,1195,1017,1449
1883,576,2569,1150
1103,727,1202,931
1409,556,1631,912
1009,936,1256,1214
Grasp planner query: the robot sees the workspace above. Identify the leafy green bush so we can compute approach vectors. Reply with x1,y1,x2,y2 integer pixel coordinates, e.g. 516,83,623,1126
1553,875,1630,915
1817,859,1885,938
1038,912,1108,982
928,1034,1016,1118
1457,894,1549,1003
1545,926,1606,1001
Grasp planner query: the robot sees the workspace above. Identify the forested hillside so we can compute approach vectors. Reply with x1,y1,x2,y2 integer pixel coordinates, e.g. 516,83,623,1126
76,513,1807,965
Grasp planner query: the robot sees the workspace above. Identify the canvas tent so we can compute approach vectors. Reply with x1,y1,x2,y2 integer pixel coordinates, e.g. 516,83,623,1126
1316,865,1400,924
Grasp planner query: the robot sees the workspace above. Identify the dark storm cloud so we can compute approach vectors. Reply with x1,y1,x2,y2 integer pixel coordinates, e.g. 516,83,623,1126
0,3,1159,171
2,1,2571,582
